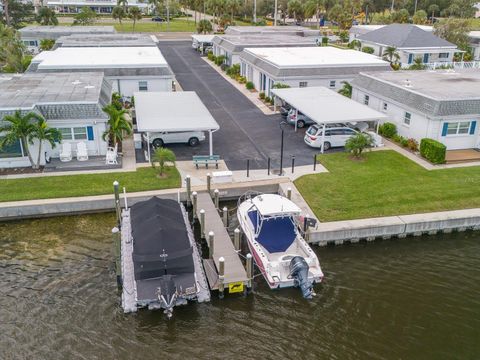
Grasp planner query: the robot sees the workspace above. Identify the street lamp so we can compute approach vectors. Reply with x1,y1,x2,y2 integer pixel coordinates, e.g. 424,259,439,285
279,120,286,176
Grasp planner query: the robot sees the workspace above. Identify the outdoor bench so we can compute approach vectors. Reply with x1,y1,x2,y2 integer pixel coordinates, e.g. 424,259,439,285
193,155,220,169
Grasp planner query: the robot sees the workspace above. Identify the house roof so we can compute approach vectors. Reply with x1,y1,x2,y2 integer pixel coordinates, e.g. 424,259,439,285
225,25,319,37
351,69,480,117
358,24,456,49
240,46,391,78
55,34,158,48
213,34,316,54
0,72,111,120
19,25,116,40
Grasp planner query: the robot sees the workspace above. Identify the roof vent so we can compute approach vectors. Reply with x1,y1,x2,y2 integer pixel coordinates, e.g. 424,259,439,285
72,80,82,85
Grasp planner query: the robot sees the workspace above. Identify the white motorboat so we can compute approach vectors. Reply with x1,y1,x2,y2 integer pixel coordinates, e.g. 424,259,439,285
237,193,323,299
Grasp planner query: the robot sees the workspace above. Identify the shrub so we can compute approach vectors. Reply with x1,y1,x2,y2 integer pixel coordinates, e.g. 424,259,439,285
214,55,225,66
259,92,265,99
264,96,271,103
400,137,409,147
226,63,240,77
378,122,397,138
269,97,274,105
392,134,402,143
246,81,254,90
362,46,375,54
237,76,246,84
345,133,373,158
321,37,328,46
420,138,446,164
207,51,214,61
407,138,419,152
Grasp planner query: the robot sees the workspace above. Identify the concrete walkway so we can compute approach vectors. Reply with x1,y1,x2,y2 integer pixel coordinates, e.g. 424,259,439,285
201,57,276,115
384,139,480,170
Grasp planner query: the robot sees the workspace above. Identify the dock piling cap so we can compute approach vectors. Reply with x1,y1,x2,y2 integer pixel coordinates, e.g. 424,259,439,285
219,256,225,262
246,253,252,259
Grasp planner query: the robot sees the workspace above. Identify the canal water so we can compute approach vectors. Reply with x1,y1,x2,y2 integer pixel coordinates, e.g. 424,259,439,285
1,213,479,360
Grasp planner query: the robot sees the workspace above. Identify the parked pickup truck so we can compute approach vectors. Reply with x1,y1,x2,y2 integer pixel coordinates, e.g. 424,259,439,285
143,131,205,148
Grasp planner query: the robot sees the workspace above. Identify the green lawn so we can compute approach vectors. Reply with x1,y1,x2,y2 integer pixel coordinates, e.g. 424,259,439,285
112,20,197,32
295,150,480,222
0,166,180,202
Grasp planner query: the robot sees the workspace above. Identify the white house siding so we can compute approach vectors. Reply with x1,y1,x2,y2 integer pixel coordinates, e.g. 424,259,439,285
352,87,480,150
111,77,173,97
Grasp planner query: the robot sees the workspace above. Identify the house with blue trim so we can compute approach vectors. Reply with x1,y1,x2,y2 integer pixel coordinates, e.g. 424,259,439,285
0,72,111,168
357,24,458,68
351,70,480,150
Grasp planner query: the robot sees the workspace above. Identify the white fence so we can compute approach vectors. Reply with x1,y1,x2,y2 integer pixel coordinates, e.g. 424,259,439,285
424,61,480,70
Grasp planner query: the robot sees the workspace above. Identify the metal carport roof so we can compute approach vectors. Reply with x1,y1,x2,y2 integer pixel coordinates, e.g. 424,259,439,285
271,86,388,124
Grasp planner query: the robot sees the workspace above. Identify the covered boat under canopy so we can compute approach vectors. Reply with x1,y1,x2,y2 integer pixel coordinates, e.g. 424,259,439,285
131,197,196,301
248,210,297,253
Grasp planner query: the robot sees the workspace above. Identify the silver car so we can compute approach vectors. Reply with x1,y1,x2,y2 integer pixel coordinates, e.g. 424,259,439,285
143,131,205,148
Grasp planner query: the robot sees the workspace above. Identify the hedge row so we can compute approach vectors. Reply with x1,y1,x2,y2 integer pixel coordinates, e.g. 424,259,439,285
420,138,446,164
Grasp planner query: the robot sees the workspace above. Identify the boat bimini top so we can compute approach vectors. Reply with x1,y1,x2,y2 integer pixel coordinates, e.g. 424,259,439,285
247,194,302,253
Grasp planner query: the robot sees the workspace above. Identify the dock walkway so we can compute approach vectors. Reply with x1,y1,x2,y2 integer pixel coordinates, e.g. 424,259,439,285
196,192,248,289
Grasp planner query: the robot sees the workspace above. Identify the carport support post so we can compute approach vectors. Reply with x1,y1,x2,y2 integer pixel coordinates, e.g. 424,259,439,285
147,132,151,164
294,109,298,132
209,130,213,157
376,120,380,134
321,123,326,154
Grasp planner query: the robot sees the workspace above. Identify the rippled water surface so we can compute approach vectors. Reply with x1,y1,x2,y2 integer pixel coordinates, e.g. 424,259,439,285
1,213,479,360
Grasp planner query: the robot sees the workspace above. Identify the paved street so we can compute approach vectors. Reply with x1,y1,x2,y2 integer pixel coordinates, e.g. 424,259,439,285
158,41,319,170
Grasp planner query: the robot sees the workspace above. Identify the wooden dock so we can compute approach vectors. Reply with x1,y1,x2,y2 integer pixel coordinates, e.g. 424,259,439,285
196,192,248,290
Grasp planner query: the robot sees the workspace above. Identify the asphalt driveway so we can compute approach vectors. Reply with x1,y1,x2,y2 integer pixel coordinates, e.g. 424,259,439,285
158,41,320,170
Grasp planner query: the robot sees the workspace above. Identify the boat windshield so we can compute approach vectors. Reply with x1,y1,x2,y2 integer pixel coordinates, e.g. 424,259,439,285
248,210,297,253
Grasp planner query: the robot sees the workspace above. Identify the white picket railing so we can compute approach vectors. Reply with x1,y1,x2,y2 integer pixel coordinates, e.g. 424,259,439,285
423,61,480,70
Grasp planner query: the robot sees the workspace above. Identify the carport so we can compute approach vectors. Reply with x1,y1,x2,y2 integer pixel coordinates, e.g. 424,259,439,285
135,91,220,162
191,34,215,54
271,86,388,153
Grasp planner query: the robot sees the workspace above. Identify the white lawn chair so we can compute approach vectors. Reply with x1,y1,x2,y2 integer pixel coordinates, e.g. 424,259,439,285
105,143,118,165
59,143,72,162
76,141,89,161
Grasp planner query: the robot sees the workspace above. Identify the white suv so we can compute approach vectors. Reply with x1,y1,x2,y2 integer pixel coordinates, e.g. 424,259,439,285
143,131,205,148
304,125,382,150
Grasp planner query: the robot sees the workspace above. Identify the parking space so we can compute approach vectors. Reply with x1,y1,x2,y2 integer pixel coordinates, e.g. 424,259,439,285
157,41,320,170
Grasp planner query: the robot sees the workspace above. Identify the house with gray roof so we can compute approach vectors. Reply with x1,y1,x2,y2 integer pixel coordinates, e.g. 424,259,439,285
224,25,319,37
212,34,317,66
357,24,457,67
351,69,480,150
19,26,116,54
0,72,111,168
239,46,391,97
54,33,158,49
28,46,174,97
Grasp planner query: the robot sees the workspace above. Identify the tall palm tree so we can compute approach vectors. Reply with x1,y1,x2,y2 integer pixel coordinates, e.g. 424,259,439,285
36,6,59,25
117,0,128,11
226,0,239,23
382,46,400,64
0,110,38,167
112,6,126,26
128,6,142,32
102,104,132,148
29,117,61,169
428,4,439,22
337,81,352,98
304,0,324,29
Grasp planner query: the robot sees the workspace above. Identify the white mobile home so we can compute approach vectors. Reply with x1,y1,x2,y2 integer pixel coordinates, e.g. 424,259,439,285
239,46,391,97
28,47,175,97
351,70,480,150
0,72,111,168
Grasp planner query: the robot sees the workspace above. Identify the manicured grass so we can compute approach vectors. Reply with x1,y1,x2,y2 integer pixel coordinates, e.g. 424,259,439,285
113,20,197,32
0,166,180,202
295,150,480,222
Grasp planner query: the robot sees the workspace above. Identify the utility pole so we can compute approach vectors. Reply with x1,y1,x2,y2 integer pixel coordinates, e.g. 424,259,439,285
253,0,257,23
274,0,278,26
166,0,170,32
391,0,394,12
414,0,418,13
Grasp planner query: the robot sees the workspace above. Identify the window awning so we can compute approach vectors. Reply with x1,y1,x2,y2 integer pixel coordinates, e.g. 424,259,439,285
271,86,388,125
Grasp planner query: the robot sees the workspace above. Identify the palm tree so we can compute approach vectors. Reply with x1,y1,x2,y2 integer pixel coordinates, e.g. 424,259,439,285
112,6,126,26
226,0,240,23
409,56,426,70
39,38,55,51
197,19,213,33
382,46,400,64
36,7,59,25
152,147,176,177
128,6,142,32
29,117,61,169
428,4,439,22
338,81,352,98
117,0,128,11
304,0,324,29
0,110,38,167
102,104,132,148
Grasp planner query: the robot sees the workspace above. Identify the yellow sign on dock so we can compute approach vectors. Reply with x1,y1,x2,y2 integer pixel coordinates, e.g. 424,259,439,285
228,282,244,293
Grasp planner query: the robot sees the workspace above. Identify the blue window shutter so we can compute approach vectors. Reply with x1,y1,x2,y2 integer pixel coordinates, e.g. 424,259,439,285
470,121,477,135
87,126,94,141
441,123,448,136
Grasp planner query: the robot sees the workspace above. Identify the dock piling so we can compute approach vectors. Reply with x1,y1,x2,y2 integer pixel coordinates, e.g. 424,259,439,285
185,175,191,207
246,253,253,293
208,231,215,259
113,181,121,227
214,189,219,209
287,187,292,200
222,206,228,227
234,228,241,252
218,256,225,299
200,209,206,239
192,191,198,219
207,173,211,196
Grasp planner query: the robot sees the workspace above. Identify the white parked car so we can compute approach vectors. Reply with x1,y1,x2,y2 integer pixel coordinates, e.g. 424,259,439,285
143,131,205,148
304,125,382,150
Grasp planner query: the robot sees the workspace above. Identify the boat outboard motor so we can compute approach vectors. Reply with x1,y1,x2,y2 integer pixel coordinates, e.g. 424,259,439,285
157,275,178,319
289,256,314,299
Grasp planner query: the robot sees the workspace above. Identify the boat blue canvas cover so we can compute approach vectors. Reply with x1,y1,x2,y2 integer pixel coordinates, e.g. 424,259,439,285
248,210,296,253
